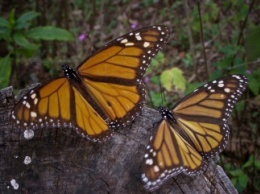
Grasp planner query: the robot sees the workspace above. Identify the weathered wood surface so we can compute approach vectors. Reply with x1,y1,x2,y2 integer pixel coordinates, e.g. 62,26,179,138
0,86,238,194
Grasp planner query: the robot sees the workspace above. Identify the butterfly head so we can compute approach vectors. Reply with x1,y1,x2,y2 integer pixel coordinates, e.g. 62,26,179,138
62,64,81,82
158,106,174,121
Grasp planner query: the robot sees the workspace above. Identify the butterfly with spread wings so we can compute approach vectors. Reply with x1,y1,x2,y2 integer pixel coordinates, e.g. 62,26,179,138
11,25,171,142
142,74,248,191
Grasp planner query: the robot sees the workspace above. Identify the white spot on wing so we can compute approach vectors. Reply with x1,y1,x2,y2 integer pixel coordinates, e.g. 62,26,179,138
154,165,160,172
218,83,224,87
34,98,38,105
144,42,150,48
146,158,153,165
30,112,37,117
30,93,36,99
125,42,134,46
135,33,142,40
120,39,128,44
224,88,231,93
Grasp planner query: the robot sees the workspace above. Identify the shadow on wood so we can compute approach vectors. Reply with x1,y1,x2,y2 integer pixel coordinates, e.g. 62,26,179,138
0,86,237,194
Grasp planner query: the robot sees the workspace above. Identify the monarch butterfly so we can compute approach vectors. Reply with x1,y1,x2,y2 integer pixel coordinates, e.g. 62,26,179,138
11,25,171,142
142,74,248,191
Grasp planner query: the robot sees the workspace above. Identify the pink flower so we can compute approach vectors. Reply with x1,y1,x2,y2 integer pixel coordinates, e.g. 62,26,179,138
78,34,86,41
144,76,150,83
131,23,139,30
246,69,252,74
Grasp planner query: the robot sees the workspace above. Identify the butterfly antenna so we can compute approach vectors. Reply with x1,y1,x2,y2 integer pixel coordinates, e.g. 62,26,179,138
159,82,166,108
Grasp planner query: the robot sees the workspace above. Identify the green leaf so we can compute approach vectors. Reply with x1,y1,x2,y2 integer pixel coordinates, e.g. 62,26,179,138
184,81,201,95
238,173,248,188
215,56,233,69
209,68,223,80
146,51,165,74
16,11,40,29
242,155,254,168
231,177,237,186
182,53,192,68
27,26,74,41
0,28,11,41
249,77,260,96
245,27,260,61
218,45,240,56
229,169,243,177
223,162,232,171
8,9,16,28
150,75,160,84
235,100,245,113
17,48,37,58
13,31,39,50
149,91,163,108
0,17,9,28
160,67,186,92
0,55,11,88
151,51,165,67
254,160,260,169
13,31,30,46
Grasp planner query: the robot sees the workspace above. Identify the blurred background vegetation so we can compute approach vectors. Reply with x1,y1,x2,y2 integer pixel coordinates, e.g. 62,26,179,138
0,0,260,193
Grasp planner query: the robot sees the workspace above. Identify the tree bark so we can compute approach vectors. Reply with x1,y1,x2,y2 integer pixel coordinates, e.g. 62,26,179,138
0,86,238,194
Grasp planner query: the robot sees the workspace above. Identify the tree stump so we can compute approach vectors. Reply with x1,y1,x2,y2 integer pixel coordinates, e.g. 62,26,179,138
0,86,238,194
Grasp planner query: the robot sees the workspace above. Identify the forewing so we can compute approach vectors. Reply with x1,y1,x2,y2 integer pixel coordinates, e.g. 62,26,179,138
77,25,171,126
173,74,248,158
12,78,111,142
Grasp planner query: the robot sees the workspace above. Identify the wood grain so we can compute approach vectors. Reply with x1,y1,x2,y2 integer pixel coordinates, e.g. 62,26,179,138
0,86,238,194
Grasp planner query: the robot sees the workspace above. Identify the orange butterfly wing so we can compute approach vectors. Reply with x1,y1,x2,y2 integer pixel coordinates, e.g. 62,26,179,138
142,119,207,191
142,74,248,191
172,75,248,158
12,78,111,141
12,25,171,142
78,25,171,127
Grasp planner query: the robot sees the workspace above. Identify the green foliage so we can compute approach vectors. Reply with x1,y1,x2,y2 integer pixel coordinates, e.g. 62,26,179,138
223,155,260,193
184,81,202,95
149,90,163,108
191,1,219,35
235,100,246,113
0,55,11,88
160,67,186,92
146,52,167,107
230,169,248,192
247,68,260,96
142,0,157,7
27,26,73,41
0,9,73,88
150,75,160,85
212,44,244,73
181,53,193,68
245,27,260,61
16,11,40,29
146,51,166,74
